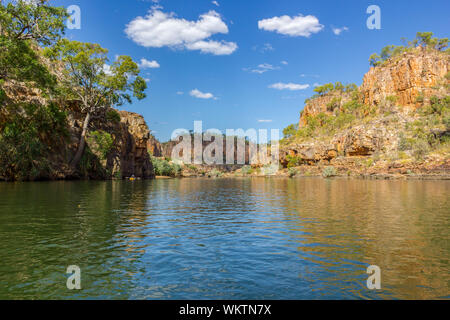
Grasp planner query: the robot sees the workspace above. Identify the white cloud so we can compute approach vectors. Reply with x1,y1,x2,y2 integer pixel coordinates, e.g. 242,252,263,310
190,89,217,99
139,58,160,69
269,82,310,91
103,64,113,76
244,63,279,74
258,119,273,123
176,91,184,95
281,60,288,65
332,26,349,35
125,8,237,55
185,40,237,55
144,78,151,82
212,1,219,6
258,14,324,37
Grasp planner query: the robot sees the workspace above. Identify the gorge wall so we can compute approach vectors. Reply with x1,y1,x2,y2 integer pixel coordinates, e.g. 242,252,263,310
299,47,449,127
280,47,450,176
0,81,154,181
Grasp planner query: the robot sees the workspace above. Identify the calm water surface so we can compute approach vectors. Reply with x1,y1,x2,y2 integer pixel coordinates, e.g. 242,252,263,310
0,178,448,299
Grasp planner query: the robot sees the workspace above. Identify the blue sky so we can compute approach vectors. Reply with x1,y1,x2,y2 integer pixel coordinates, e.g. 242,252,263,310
52,0,449,142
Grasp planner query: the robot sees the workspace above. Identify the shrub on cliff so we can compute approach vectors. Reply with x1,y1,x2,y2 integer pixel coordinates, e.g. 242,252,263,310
322,167,337,178
286,155,303,168
151,157,181,177
282,124,298,139
369,32,449,67
106,109,121,123
87,130,113,160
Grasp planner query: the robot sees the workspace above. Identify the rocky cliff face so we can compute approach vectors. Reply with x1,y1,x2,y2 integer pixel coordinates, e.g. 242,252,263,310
66,108,154,180
299,92,351,127
299,48,449,127
283,48,450,177
110,111,153,179
1,81,154,180
147,134,162,157
361,48,449,108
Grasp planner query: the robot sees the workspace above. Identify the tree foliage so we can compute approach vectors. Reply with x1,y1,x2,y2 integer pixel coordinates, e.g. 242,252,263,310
44,39,147,167
45,39,147,112
0,0,67,87
282,124,297,138
369,32,449,67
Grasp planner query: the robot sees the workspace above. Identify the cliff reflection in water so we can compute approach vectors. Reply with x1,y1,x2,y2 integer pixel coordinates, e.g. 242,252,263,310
0,178,448,299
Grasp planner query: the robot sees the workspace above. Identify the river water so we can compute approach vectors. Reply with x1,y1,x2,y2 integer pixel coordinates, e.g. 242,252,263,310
0,178,448,299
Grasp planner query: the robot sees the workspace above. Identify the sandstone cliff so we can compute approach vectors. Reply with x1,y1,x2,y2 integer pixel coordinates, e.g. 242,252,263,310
281,46,450,178
0,81,154,181
299,47,449,127
361,47,449,108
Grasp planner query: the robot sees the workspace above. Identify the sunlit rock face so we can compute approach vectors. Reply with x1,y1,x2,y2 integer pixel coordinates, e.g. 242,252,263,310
361,48,449,109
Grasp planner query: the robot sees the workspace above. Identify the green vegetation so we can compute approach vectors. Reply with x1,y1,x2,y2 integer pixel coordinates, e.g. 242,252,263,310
150,157,181,177
241,165,252,175
207,169,223,178
282,124,297,139
0,0,68,88
322,166,337,178
44,39,147,168
313,82,357,96
0,1,149,180
286,155,303,168
369,32,448,67
0,102,68,181
288,167,298,177
87,130,114,160
398,96,450,160
305,82,358,103
106,109,121,123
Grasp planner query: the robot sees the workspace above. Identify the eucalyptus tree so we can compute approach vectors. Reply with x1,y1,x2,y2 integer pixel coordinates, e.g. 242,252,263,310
0,0,67,86
45,39,147,167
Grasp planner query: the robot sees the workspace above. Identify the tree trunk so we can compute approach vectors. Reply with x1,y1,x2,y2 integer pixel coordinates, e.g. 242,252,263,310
70,112,91,168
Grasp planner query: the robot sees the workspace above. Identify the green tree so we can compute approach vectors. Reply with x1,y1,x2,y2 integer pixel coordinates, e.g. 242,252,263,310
416,32,435,47
369,53,381,67
45,39,147,167
282,124,297,138
313,83,334,95
0,0,67,86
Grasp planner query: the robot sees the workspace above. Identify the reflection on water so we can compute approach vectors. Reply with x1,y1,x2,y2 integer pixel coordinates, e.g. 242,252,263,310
0,178,448,299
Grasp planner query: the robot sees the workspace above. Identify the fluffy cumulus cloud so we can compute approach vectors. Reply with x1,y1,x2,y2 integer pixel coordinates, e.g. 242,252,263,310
258,14,324,37
212,1,219,6
190,89,217,99
125,8,237,55
269,82,310,91
139,58,160,69
332,26,349,35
